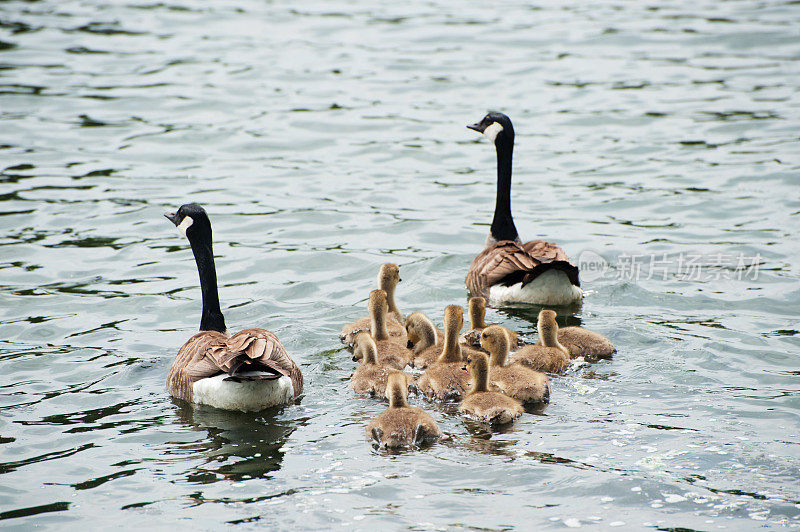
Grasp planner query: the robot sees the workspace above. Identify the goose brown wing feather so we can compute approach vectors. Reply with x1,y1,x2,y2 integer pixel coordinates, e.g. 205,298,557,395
167,331,230,403
466,240,580,297
520,240,571,262
228,328,304,398
167,328,304,404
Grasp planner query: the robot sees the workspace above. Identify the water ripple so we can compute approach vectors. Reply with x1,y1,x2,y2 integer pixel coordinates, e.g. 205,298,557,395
0,0,798,529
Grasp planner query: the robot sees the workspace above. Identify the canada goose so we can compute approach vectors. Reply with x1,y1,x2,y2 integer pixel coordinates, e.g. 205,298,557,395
480,325,549,404
349,332,393,397
415,305,472,400
460,296,523,350
352,289,412,369
366,371,442,449
540,325,616,361
164,204,303,411
460,351,524,425
511,309,570,373
465,112,582,305
340,263,406,346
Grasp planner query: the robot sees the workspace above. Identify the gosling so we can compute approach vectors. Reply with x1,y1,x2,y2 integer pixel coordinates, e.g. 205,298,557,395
480,325,549,404
415,305,472,401
460,351,524,425
349,332,393,397
340,263,406,346
542,324,616,361
409,309,483,370
405,312,439,357
366,371,442,449
352,290,412,369
511,310,570,373
460,296,523,350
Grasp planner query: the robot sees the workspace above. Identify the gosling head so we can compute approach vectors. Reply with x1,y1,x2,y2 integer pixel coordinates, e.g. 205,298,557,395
468,296,487,329
405,312,437,350
480,325,510,364
385,370,410,407
464,351,489,392
537,309,560,347
164,203,211,241
467,112,515,145
368,289,388,315
443,305,464,335
377,263,400,291
352,332,378,364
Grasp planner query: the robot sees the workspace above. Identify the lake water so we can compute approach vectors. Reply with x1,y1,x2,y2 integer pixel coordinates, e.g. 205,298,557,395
1,0,799,529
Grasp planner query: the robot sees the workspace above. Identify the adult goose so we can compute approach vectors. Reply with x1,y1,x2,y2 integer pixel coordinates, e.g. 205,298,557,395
164,203,303,411
465,112,582,306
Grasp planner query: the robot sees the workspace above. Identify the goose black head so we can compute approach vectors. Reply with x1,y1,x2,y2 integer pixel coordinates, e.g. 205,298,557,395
164,203,211,241
467,112,515,144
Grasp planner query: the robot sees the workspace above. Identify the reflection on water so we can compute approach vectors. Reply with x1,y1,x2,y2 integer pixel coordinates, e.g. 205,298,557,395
495,303,585,331
459,429,520,457
0,0,798,528
170,403,297,483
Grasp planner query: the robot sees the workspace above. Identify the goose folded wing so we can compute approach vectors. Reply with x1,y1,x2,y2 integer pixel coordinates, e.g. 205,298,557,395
467,241,580,296
520,240,580,287
520,240,570,263
180,334,236,380
467,241,543,295
168,331,230,402
178,333,283,382
226,328,304,397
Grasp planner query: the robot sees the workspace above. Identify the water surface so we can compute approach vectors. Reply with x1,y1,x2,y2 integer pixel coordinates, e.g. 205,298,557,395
1,0,799,529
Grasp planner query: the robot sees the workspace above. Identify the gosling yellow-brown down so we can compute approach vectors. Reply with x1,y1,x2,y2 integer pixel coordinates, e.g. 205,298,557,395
415,305,472,401
541,325,616,361
352,289,412,370
459,351,524,425
405,312,440,366
349,332,393,397
366,371,442,448
340,263,406,346
409,309,484,369
511,310,570,373
460,296,523,351
480,325,549,404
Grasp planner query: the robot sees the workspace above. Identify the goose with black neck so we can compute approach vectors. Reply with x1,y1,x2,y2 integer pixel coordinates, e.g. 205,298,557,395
465,112,582,306
164,203,303,411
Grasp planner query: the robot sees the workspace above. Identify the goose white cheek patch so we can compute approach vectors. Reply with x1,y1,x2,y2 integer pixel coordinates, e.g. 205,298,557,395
483,122,504,142
177,215,194,237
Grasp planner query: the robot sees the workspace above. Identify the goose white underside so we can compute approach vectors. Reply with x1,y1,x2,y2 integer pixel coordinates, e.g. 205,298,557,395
488,269,583,306
192,372,294,412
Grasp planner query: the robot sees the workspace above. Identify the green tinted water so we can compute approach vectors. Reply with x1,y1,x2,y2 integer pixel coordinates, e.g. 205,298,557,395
1,0,799,529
